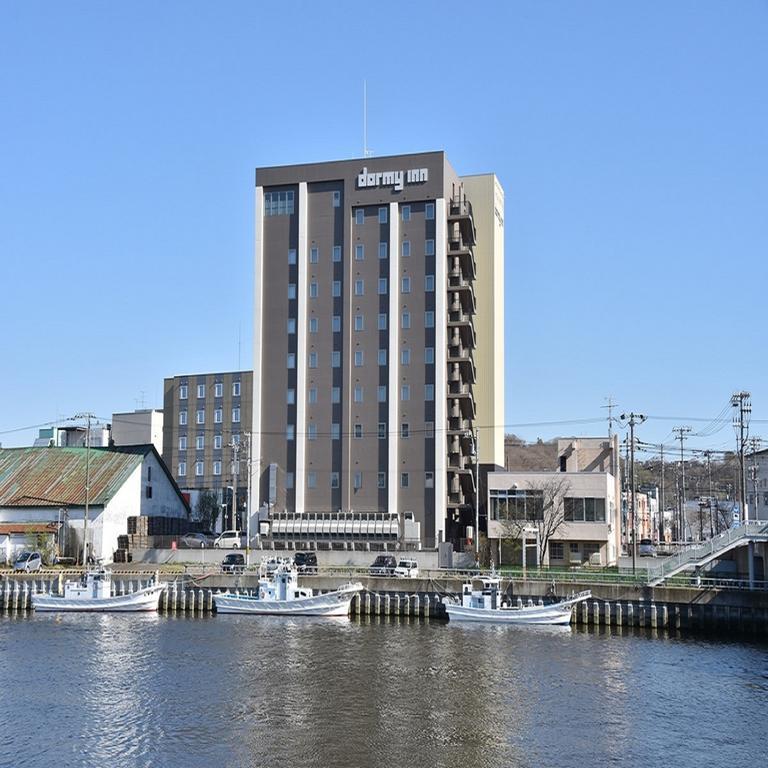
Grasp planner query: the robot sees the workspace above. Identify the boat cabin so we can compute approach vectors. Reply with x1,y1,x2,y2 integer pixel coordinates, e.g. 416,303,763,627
64,568,112,601
461,575,507,610
257,562,313,602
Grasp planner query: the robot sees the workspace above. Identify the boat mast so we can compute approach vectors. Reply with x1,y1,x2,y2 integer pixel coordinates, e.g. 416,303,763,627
74,412,94,566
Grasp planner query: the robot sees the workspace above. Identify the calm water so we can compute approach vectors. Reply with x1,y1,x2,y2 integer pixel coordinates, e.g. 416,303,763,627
1,614,766,768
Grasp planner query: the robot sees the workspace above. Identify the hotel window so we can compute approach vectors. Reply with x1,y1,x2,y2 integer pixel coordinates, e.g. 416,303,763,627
332,351,341,367
286,424,295,440
354,279,364,296
354,424,363,439
425,311,435,328
333,190,341,207
401,348,411,365
425,421,434,438
331,472,340,488
178,462,186,477
197,384,205,398
232,381,240,397
214,434,223,450
195,461,204,477
308,387,317,404
196,435,204,450
354,315,364,331
287,389,295,404
378,313,387,330
288,283,297,300
401,385,410,401
232,407,240,423
308,424,317,440
214,408,223,423
378,472,386,489
287,353,296,369
331,423,340,440
288,248,297,265
307,472,317,489
400,472,409,488
378,349,387,365
287,318,296,334
354,471,363,490
354,385,363,403
332,281,341,297
310,246,319,263
196,409,205,424
355,208,364,225
378,422,387,439
286,472,294,489
214,382,223,397
402,240,410,257
355,244,364,261
425,202,435,220
333,245,341,262
401,423,410,438
378,242,387,259
401,276,411,294
232,433,240,445
402,205,411,222
378,278,388,294
425,384,434,401
401,311,411,329
332,386,340,403
309,317,318,333
425,274,435,292
179,384,188,400
308,352,318,368
332,315,341,332
309,281,318,298
425,239,435,256
179,410,187,426
379,207,388,223
377,385,387,402
425,347,434,364
354,350,364,367
265,190,295,216
179,436,187,451
425,471,434,488
213,461,222,476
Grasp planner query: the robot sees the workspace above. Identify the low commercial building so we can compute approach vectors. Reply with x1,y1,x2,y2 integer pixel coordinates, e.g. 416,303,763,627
0,445,189,563
112,409,164,455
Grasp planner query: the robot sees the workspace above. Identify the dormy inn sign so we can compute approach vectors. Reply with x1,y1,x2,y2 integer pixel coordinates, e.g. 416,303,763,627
357,166,429,192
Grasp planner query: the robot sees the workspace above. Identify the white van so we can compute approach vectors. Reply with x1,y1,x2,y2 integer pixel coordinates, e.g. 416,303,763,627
393,559,419,578
214,530,245,549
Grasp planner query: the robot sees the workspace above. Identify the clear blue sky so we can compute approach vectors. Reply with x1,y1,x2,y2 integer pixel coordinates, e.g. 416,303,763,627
1,1,766,459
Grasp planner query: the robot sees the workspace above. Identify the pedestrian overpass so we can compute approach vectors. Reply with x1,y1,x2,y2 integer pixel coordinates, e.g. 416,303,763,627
647,521,768,587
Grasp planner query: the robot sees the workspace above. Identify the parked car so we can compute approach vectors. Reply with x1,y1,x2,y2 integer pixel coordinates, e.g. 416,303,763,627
221,553,245,573
638,539,657,557
214,530,245,549
293,551,318,574
14,551,42,572
181,532,216,548
369,554,397,577
393,559,419,578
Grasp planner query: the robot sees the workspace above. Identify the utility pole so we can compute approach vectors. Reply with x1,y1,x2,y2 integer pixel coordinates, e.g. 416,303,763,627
73,412,95,567
673,426,692,543
704,450,714,538
731,391,751,523
620,412,646,574
244,432,252,565
230,438,240,531
659,443,665,543
749,436,762,523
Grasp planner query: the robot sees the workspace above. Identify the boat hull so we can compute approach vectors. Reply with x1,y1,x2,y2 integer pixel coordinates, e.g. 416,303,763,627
31,585,166,613
214,583,362,616
445,602,575,625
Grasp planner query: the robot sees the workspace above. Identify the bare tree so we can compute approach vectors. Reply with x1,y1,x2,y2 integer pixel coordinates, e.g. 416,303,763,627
194,490,221,531
498,477,571,565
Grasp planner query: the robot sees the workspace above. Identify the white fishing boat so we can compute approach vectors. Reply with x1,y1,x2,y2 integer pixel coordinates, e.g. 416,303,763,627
31,567,165,613
214,559,363,616
445,572,590,626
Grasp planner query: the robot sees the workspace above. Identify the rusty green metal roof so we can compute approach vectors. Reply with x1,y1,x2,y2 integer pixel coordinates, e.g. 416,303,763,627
0,446,149,507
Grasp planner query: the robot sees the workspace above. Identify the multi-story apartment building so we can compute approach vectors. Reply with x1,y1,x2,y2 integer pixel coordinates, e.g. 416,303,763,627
162,371,253,526
252,152,504,548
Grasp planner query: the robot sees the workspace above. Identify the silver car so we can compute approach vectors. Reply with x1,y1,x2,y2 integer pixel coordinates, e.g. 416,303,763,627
181,532,215,548
14,551,42,572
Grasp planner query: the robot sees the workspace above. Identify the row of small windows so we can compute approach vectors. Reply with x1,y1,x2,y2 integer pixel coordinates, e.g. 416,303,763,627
292,471,433,490
288,383,432,404
264,190,295,216
179,382,241,400
178,434,241,451
288,345,435,369
287,239,430,266
289,275,434,301
265,197,434,223
179,408,240,426
178,460,240,478
287,422,435,440
353,203,434,226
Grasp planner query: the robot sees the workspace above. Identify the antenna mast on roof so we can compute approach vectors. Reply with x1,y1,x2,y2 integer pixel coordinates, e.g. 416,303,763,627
363,81,373,158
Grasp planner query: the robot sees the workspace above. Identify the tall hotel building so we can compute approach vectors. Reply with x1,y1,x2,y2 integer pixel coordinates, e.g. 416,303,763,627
253,152,504,548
